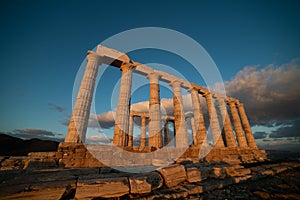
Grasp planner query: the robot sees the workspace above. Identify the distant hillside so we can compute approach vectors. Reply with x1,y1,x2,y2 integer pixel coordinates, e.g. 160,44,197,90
0,134,59,156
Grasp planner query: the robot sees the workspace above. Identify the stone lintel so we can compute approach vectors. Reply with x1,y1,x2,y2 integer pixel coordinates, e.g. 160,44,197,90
95,45,208,94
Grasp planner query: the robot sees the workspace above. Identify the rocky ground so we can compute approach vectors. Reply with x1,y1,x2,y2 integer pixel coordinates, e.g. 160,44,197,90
201,165,300,200
0,151,299,199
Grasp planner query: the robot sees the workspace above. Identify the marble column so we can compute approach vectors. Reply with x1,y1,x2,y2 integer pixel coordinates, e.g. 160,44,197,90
188,87,208,147
237,103,258,149
113,63,134,146
170,80,188,148
203,92,225,148
190,117,197,145
164,120,170,146
215,97,237,148
147,72,162,149
140,116,146,149
227,99,248,148
65,51,101,143
128,115,134,147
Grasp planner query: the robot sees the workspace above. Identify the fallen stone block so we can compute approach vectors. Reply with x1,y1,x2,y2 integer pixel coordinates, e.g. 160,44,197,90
274,166,288,174
0,188,66,200
129,172,163,194
157,164,187,188
181,184,204,195
261,170,275,176
233,175,252,183
75,177,129,199
186,167,201,183
253,190,270,199
235,168,251,176
210,167,226,179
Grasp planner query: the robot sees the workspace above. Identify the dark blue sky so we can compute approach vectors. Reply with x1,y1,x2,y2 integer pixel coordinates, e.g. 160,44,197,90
0,0,299,150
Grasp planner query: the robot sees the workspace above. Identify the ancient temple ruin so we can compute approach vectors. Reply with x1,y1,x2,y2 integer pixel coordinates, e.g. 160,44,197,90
57,45,266,168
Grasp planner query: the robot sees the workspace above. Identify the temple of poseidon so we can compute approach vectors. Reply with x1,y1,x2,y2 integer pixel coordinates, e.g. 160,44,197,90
57,45,267,168
6,45,299,200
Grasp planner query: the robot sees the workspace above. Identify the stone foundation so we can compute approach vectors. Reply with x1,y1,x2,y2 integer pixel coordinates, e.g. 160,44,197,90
55,143,267,169
0,143,267,171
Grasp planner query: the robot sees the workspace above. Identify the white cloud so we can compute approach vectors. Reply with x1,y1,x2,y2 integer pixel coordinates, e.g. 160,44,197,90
223,59,300,124
86,135,112,144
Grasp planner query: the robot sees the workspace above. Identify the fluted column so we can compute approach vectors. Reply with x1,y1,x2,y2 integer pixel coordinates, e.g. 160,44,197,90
215,97,237,147
190,117,197,145
140,116,146,149
203,92,225,148
113,63,134,146
65,51,101,143
147,72,162,149
128,115,134,147
170,80,188,148
227,99,248,148
188,87,208,147
237,103,258,149
164,120,170,146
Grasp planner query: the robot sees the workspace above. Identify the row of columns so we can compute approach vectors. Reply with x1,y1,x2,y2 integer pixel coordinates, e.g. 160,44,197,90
65,51,257,150
111,61,257,149
125,114,175,149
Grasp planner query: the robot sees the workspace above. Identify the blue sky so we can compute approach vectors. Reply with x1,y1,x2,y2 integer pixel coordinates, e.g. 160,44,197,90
0,0,300,151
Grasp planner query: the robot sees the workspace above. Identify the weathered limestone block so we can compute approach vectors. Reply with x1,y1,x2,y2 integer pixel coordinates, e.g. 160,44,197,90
152,187,189,199
274,166,288,174
83,158,104,168
129,172,163,194
223,165,244,177
253,191,271,199
58,158,84,168
75,148,87,153
233,175,252,183
28,152,57,158
1,158,17,168
198,166,210,180
157,164,187,188
182,184,204,195
238,154,251,163
222,157,241,165
186,167,201,183
0,157,27,170
210,167,226,179
75,177,129,199
261,170,275,176
235,168,251,176
23,158,58,169
0,188,66,200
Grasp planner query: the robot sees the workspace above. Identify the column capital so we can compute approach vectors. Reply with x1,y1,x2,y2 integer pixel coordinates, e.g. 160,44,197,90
226,98,237,105
187,86,199,93
87,51,102,64
202,92,211,98
237,103,244,108
147,72,161,83
169,80,182,88
120,63,135,73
